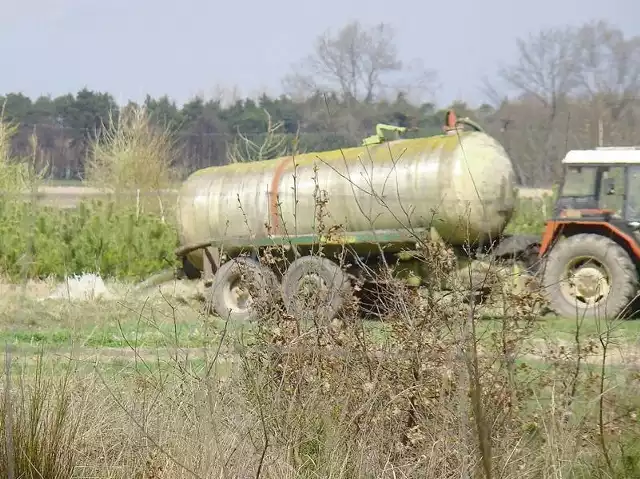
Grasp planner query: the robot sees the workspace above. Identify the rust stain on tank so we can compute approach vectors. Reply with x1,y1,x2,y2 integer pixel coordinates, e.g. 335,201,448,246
269,156,292,234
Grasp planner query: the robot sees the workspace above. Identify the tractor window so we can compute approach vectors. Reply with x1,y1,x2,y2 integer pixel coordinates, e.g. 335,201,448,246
598,166,625,215
626,166,640,221
561,166,597,196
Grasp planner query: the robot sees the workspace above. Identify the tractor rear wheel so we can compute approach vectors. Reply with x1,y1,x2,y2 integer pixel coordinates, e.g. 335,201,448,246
542,233,638,320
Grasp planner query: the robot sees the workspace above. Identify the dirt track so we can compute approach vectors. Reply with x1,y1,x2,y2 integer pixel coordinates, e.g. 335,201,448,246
517,187,554,199
27,185,177,208
29,185,552,209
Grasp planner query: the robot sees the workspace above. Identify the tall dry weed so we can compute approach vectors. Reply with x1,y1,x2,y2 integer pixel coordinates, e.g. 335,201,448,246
85,104,180,217
222,238,640,478
0,103,43,198
0,350,87,479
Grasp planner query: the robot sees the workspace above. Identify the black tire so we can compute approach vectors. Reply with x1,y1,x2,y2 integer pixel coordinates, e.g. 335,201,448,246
181,256,202,280
541,234,638,320
209,257,278,322
281,256,352,323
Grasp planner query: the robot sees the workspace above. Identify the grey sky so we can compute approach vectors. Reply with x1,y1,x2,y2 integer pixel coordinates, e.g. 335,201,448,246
1,0,637,108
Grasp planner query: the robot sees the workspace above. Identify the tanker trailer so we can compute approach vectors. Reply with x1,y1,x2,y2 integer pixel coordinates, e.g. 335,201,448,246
174,111,531,321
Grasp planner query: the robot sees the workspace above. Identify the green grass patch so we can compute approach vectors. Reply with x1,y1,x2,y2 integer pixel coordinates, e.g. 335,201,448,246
537,315,640,340
505,193,553,235
1,347,232,382
476,315,640,345
0,296,216,347
6,294,640,353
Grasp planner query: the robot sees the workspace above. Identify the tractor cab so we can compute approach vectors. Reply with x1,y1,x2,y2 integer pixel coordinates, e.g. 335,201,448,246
554,147,640,225
539,147,640,320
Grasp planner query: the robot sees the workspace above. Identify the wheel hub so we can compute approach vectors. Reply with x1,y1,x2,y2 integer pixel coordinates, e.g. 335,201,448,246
224,278,253,313
291,273,336,322
564,261,610,306
296,274,329,302
299,273,325,291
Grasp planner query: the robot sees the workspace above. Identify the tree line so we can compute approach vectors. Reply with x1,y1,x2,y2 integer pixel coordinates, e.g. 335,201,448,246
1,18,639,187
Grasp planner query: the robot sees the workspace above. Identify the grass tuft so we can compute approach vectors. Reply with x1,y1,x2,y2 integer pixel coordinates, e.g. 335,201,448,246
1,349,85,479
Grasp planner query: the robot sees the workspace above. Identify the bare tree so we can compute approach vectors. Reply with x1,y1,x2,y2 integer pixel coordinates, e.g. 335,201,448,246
227,109,290,163
389,58,440,105
284,21,436,104
496,26,581,119
484,26,584,186
575,20,640,122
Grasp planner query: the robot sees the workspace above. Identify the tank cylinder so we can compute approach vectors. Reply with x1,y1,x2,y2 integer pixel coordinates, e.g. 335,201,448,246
176,130,517,269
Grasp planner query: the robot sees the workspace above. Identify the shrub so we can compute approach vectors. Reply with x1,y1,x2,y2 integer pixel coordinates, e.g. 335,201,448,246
0,199,178,281
84,104,181,220
0,103,44,198
231,238,640,477
85,104,180,191
506,194,553,235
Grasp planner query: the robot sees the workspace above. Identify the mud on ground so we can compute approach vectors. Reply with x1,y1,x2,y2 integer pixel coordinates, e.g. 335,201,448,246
1,273,640,373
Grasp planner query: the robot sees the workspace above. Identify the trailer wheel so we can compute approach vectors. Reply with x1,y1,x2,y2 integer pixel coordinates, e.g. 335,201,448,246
281,256,352,323
209,257,278,322
181,256,201,280
542,234,638,320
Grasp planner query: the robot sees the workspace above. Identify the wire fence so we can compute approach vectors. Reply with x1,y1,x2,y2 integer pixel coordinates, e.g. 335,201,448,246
8,120,573,186
8,123,362,180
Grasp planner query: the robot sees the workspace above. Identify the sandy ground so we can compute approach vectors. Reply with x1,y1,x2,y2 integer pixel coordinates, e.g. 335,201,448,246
2,274,640,370
517,187,554,199
0,275,204,303
27,185,552,209
27,185,177,208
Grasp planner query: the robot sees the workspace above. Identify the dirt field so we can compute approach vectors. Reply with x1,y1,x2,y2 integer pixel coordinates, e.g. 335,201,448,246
28,185,553,209
27,185,178,208
517,187,554,198
2,274,639,369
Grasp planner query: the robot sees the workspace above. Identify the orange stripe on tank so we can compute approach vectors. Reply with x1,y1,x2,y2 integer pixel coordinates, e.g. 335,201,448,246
269,156,292,235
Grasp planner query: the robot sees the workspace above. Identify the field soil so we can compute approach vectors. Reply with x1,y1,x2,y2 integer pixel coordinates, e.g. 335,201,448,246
28,185,553,208
2,272,640,478
28,185,178,208
2,274,639,369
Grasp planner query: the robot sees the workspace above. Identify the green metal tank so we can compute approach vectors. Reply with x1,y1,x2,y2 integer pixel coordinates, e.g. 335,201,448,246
176,129,517,270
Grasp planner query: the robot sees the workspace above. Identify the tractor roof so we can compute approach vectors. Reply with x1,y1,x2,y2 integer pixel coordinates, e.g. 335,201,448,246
563,147,640,165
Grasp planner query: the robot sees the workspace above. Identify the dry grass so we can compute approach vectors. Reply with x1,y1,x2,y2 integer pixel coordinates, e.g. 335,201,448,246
2,105,640,479
0,102,44,197
2,244,640,478
29,185,179,212
1,351,84,479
